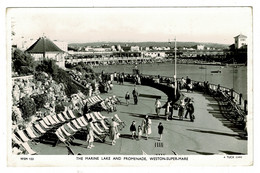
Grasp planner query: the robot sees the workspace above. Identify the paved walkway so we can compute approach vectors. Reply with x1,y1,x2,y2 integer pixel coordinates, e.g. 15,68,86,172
32,82,247,155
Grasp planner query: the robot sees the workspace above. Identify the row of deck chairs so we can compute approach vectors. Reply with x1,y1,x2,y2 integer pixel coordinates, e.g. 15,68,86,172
82,95,103,107
12,110,77,155
95,95,121,112
55,112,126,145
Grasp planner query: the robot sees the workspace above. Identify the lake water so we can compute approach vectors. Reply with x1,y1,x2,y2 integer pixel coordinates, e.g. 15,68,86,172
93,62,247,99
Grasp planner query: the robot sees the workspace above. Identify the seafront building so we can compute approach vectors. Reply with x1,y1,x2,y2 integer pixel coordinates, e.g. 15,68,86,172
25,36,66,68
234,34,247,49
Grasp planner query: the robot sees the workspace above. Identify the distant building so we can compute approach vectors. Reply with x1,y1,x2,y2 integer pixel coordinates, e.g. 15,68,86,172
130,46,140,52
26,36,65,68
234,34,247,49
196,45,205,50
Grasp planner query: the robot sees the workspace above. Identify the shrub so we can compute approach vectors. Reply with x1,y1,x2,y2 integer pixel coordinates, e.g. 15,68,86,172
32,94,48,110
19,97,36,121
12,49,35,75
55,104,65,114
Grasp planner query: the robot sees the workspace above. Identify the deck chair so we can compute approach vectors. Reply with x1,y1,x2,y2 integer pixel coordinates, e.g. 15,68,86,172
75,118,86,127
96,95,103,101
16,130,30,142
66,122,78,133
99,119,109,130
63,124,77,135
51,115,62,124
46,115,58,125
34,123,47,134
71,120,82,130
90,122,103,135
61,111,70,120
89,113,98,122
60,126,73,137
93,112,102,120
42,117,51,126
96,112,108,119
79,116,88,126
93,96,99,102
67,110,76,119
94,123,105,133
55,128,67,142
85,113,92,121
57,113,66,122
100,101,108,110
113,114,126,130
12,133,23,145
20,142,37,155
25,126,41,139
39,120,51,130
88,98,95,105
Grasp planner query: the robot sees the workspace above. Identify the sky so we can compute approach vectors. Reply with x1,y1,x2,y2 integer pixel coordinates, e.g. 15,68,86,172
8,7,252,44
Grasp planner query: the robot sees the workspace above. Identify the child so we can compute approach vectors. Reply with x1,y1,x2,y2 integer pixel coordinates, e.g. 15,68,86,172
130,121,137,139
125,91,130,106
137,125,142,140
158,122,164,141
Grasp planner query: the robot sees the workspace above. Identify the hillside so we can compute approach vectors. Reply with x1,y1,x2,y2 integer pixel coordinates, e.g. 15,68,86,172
69,41,229,49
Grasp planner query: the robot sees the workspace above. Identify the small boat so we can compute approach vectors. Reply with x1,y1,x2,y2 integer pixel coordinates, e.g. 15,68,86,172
211,70,221,73
199,66,206,69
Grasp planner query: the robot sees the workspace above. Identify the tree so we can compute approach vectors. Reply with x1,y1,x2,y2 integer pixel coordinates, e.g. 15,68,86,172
19,97,36,121
12,49,35,75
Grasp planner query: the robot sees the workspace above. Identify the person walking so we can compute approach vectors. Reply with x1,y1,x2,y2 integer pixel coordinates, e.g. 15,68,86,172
132,88,139,105
178,99,185,120
186,100,195,122
86,119,94,149
125,91,130,106
137,125,142,140
141,115,152,140
165,100,172,121
130,121,137,139
155,98,162,116
158,122,164,141
109,118,119,145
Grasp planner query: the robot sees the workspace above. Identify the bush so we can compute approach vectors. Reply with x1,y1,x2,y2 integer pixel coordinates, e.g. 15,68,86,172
19,97,36,121
12,49,35,75
32,94,48,110
55,104,65,114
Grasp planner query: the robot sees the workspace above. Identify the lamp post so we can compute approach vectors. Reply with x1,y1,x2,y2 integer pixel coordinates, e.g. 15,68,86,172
174,37,177,99
169,37,177,99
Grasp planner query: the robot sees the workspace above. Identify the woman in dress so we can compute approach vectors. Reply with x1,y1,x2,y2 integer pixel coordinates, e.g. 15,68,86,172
142,115,152,140
178,99,185,120
109,118,119,145
86,119,94,149
137,125,142,140
155,98,162,116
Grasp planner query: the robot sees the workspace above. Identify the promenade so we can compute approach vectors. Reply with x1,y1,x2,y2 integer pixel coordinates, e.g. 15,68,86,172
32,82,247,155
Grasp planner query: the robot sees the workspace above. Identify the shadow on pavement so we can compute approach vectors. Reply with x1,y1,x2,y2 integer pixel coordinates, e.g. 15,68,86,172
186,129,247,140
187,149,215,155
218,150,246,155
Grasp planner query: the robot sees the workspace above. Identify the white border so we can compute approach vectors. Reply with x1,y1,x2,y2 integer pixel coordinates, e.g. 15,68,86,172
1,0,259,171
